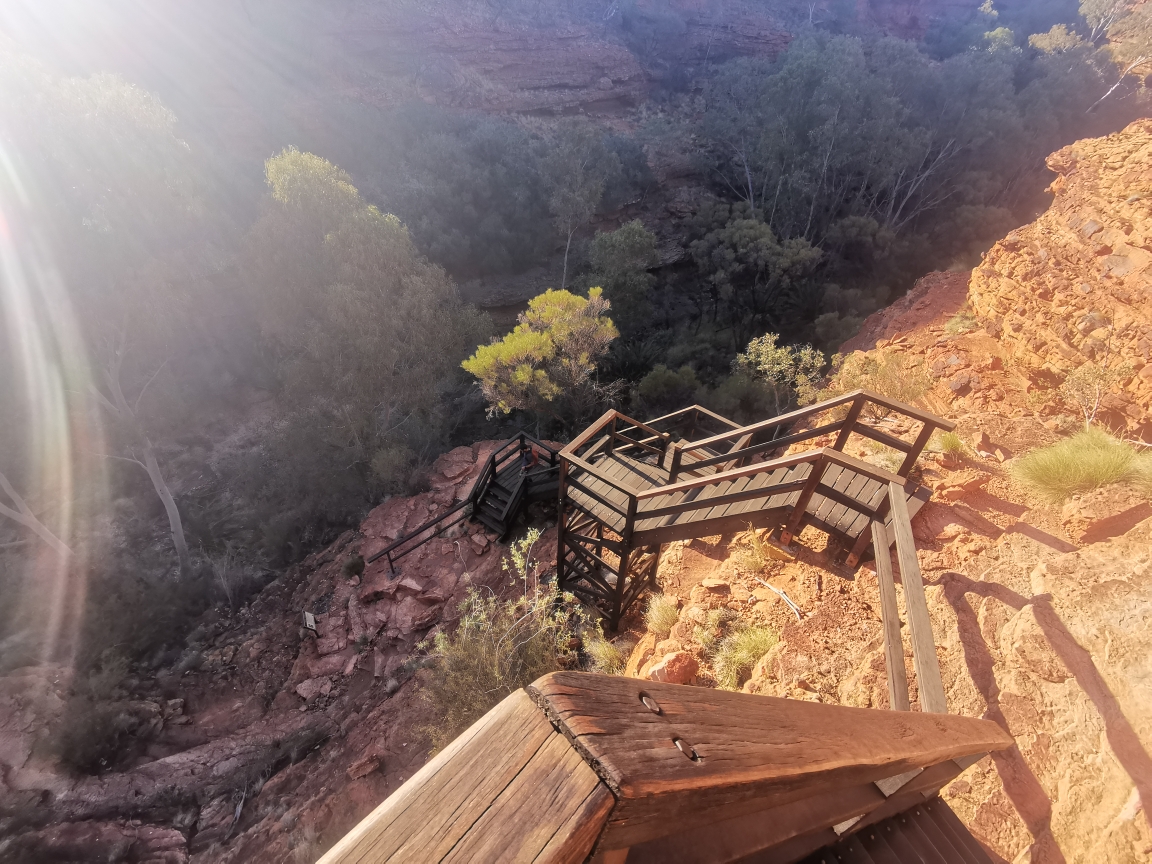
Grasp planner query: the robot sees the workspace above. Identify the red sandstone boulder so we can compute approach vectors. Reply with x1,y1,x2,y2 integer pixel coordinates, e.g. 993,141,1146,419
647,651,698,685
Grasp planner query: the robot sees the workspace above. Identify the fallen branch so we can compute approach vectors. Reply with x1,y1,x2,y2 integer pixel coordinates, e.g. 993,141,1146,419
754,576,803,622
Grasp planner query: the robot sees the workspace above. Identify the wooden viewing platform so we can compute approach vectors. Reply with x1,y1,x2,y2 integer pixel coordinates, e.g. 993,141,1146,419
557,390,954,629
320,392,999,864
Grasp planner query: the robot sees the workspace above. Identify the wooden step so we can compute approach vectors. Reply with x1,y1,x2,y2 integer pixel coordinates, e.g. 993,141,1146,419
798,798,992,864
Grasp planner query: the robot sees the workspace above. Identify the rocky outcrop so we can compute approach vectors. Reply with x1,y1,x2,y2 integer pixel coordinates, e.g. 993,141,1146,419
620,121,1152,862
968,120,1152,438
328,0,977,116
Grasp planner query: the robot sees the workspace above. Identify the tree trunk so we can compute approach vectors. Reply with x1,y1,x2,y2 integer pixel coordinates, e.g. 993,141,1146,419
141,438,192,576
561,226,574,290
97,349,192,578
0,471,71,559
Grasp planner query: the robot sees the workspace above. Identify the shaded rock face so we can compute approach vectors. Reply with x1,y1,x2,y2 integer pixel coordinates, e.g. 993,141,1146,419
328,0,976,115
0,442,553,864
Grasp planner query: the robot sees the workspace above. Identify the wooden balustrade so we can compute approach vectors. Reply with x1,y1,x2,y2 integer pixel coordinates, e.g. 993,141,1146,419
320,673,1012,864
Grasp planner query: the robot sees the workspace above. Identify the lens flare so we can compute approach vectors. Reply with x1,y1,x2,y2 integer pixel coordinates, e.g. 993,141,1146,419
0,140,107,670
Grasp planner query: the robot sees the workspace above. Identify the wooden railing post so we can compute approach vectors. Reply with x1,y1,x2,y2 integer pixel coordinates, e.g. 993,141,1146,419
832,393,866,452
667,443,683,482
871,520,910,711
888,481,948,714
780,454,824,546
897,421,935,477
556,458,569,591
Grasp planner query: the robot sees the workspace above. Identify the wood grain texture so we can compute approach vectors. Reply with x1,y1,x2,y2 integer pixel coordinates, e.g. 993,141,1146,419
872,521,910,712
318,690,613,864
529,673,1013,849
626,781,887,864
889,482,948,714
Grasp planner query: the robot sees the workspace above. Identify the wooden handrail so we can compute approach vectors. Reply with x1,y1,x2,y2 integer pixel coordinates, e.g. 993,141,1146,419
681,391,862,451
636,449,822,501
679,389,954,457
889,481,948,713
562,408,619,456
635,447,904,504
642,403,744,431
321,673,1013,863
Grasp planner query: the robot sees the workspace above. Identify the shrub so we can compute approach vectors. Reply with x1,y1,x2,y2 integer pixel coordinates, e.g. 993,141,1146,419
937,431,965,456
1012,427,1137,503
944,306,980,335
713,625,778,691
692,608,731,654
1132,452,1152,498
54,697,134,775
585,630,633,675
634,365,701,416
644,594,680,640
418,530,588,752
819,349,932,419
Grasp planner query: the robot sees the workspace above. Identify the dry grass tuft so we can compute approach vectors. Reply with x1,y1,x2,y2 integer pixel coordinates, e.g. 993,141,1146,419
644,594,680,640
1012,427,1138,503
712,626,778,691
585,631,633,675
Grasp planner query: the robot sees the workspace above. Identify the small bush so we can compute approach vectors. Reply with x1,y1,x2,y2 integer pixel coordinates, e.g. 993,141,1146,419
585,630,633,675
713,626,778,691
692,608,731,654
644,594,680,640
1130,451,1152,499
418,530,588,753
820,349,932,419
54,698,134,775
1012,427,1137,503
944,306,979,335
937,430,965,456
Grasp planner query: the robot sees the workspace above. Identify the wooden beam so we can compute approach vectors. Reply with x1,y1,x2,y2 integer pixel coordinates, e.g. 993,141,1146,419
529,673,1013,850
897,421,936,478
631,506,790,548
319,690,613,864
872,521,910,712
889,482,948,714
563,410,619,456
623,780,888,864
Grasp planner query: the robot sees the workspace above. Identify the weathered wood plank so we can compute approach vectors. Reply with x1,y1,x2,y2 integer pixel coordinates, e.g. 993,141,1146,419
443,731,615,864
318,690,612,864
625,780,887,864
530,673,1013,850
872,521,910,712
889,482,948,715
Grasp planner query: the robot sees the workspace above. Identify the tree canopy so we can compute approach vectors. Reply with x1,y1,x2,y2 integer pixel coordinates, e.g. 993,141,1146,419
462,288,619,428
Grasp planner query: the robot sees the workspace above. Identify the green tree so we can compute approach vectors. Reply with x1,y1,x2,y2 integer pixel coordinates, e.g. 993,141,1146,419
734,333,826,415
587,220,659,332
689,203,822,347
462,288,620,428
540,119,622,290
243,149,488,531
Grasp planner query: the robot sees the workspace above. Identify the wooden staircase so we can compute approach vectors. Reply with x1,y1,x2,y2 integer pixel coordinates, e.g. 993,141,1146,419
367,433,559,575
557,391,954,629
798,798,995,864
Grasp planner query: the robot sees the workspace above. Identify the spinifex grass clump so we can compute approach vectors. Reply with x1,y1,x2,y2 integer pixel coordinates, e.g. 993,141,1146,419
584,630,633,675
1012,427,1137,503
712,625,778,691
644,594,680,640
419,529,588,753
